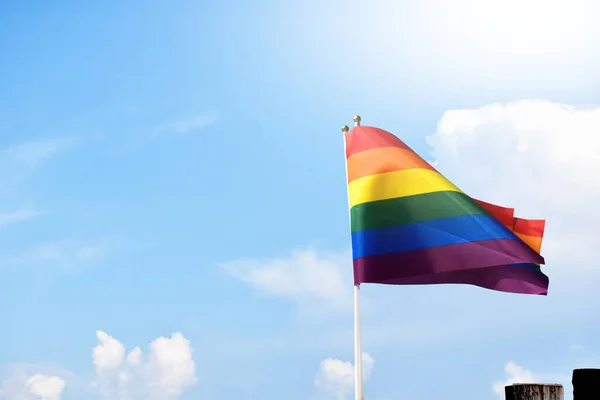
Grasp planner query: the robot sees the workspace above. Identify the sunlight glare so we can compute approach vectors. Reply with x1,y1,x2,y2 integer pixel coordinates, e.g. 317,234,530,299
437,0,596,62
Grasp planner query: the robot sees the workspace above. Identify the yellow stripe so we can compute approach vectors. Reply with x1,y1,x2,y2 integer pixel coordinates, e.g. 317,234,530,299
348,168,462,208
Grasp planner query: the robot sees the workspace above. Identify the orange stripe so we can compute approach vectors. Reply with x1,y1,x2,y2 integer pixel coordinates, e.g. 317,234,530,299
515,232,543,253
513,218,545,237
346,147,435,183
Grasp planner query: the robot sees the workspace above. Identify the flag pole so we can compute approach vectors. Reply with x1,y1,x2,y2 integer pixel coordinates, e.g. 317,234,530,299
354,285,364,400
343,115,364,400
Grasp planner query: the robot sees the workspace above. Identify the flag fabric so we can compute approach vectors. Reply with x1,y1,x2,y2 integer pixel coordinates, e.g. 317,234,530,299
473,199,514,229
474,199,546,277
473,199,546,248
512,217,545,254
345,125,549,295
474,199,546,257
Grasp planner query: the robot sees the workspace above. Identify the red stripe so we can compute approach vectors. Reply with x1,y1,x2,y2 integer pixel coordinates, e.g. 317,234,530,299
473,199,514,228
345,126,412,158
513,218,545,237
473,199,545,239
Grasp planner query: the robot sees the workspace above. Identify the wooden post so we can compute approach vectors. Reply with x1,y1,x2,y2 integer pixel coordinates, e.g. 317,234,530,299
572,368,600,399
505,384,564,400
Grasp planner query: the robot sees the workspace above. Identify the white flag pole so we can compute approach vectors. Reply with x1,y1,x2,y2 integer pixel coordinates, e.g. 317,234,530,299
354,284,364,400
342,115,364,400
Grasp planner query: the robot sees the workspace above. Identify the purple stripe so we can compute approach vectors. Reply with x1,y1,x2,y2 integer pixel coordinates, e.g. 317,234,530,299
353,239,546,293
369,266,549,295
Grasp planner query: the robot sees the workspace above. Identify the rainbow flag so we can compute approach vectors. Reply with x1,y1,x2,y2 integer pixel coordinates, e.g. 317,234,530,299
345,125,549,295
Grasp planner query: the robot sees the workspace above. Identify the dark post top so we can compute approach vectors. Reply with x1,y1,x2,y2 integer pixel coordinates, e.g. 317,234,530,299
505,384,564,400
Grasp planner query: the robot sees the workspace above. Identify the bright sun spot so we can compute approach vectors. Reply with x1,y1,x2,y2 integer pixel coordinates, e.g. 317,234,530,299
432,0,596,59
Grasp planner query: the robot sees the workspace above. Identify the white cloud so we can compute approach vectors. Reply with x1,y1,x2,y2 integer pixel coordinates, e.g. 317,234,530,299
0,367,69,400
145,333,196,397
126,348,142,366
492,362,572,400
93,331,126,374
221,248,351,312
492,361,537,398
427,100,600,268
0,331,196,400
314,353,374,400
92,331,196,400
26,374,65,400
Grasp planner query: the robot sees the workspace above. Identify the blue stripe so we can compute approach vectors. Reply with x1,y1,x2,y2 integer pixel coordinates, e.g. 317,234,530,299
510,263,542,273
351,214,519,259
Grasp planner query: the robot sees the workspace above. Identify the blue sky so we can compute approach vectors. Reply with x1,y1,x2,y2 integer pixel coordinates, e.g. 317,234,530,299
1,0,600,399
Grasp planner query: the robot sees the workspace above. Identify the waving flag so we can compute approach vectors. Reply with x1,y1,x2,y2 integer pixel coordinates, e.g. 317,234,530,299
345,125,549,295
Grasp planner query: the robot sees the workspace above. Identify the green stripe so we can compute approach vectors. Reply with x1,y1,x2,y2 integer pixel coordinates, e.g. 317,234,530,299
350,191,490,233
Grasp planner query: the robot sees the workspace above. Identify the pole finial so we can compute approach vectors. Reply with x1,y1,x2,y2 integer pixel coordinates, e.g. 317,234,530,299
353,115,361,127
342,125,350,133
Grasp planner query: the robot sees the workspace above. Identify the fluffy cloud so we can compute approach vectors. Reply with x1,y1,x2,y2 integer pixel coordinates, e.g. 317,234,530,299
492,362,537,398
26,374,65,400
427,100,600,271
0,331,196,400
221,248,351,313
92,330,196,399
492,361,572,399
93,331,126,374
0,370,66,400
314,353,374,400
